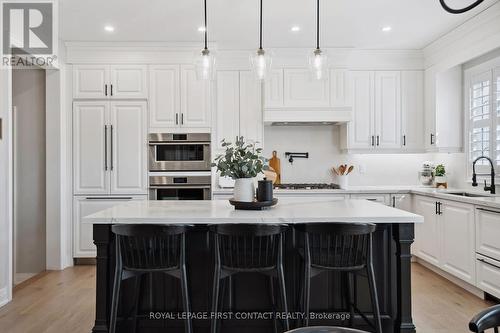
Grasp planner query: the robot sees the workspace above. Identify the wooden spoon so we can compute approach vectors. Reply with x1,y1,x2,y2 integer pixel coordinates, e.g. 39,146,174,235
338,165,346,176
346,165,354,175
332,167,339,176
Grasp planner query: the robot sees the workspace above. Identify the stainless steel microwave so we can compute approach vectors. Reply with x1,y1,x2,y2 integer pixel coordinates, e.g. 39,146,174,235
148,133,211,172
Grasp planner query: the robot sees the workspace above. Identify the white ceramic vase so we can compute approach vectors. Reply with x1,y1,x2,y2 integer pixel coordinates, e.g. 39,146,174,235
337,175,349,190
233,178,255,202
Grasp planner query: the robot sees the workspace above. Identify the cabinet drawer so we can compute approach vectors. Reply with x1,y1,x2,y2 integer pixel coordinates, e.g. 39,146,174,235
350,194,390,206
476,254,500,299
476,207,500,262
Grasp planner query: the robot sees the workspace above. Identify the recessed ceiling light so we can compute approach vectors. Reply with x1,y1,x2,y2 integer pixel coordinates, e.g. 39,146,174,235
198,26,206,32
104,25,115,32
382,26,392,32
290,26,301,32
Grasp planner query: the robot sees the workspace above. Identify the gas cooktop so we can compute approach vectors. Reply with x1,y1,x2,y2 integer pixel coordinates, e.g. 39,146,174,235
274,183,341,190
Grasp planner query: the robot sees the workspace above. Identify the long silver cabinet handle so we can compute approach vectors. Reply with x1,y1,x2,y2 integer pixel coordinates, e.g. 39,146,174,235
85,197,133,200
477,207,500,214
477,258,500,270
110,125,114,170
104,125,108,170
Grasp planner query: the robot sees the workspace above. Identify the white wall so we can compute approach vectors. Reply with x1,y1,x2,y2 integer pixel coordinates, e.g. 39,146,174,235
263,125,469,187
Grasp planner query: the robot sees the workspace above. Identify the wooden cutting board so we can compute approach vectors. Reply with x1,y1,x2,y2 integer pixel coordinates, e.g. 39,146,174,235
268,151,281,185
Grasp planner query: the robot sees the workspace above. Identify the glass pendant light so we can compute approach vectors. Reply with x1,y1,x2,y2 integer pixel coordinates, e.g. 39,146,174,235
195,0,215,80
308,0,328,80
250,0,272,80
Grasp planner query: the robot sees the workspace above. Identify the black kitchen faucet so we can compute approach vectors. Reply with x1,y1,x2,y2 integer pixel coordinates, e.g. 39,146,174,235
472,156,496,194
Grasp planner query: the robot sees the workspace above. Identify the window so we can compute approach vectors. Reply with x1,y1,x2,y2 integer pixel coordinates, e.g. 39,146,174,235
467,67,500,171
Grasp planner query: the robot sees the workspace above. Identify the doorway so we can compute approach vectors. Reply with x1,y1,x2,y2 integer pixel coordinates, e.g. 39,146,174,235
12,69,47,285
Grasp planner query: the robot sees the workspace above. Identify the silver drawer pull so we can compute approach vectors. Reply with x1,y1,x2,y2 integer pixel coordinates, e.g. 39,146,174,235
477,207,500,214
478,258,500,270
85,197,133,200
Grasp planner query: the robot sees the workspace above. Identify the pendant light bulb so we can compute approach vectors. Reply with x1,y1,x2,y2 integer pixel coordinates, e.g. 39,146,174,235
195,0,215,80
251,48,272,81
309,48,328,80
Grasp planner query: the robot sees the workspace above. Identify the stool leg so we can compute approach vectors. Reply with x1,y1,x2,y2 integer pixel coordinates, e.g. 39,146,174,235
180,263,193,333
132,274,142,333
367,263,382,333
109,264,122,333
211,262,221,333
303,260,311,327
269,276,278,333
346,272,355,327
227,275,233,312
277,264,290,331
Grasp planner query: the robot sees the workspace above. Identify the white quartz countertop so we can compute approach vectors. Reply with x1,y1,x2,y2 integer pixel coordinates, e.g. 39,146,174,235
84,198,423,225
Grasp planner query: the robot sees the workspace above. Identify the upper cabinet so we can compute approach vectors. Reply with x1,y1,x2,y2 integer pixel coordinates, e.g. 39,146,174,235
283,69,330,107
149,65,211,131
73,65,148,99
341,70,425,153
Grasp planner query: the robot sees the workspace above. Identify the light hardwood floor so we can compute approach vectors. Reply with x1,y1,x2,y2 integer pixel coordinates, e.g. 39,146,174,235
0,263,495,333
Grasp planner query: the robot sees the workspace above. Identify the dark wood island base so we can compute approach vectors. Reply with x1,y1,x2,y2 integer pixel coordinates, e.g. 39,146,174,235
92,223,416,333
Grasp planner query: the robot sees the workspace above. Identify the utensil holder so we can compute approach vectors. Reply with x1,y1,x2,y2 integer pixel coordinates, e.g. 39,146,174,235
337,175,349,189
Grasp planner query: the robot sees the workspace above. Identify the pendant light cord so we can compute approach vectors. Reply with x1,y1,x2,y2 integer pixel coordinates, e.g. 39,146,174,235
316,0,320,49
259,0,263,49
439,0,484,14
204,0,208,50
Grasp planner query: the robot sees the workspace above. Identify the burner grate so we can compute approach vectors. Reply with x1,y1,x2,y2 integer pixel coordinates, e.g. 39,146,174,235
274,183,340,190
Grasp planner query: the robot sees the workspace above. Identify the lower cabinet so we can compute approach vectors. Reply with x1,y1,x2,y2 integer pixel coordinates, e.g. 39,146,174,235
476,254,500,299
349,193,390,205
413,195,476,285
73,195,147,258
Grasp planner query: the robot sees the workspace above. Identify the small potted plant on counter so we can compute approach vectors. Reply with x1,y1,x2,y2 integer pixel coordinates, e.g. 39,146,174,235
434,164,448,189
212,136,266,202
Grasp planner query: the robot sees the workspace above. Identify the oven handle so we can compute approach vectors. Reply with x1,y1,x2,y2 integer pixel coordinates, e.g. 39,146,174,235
149,185,212,189
148,142,211,146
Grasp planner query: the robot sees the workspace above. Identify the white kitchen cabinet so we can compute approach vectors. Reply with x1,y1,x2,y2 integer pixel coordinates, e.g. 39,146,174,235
73,65,147,99
440,200,475,284
73,65,109,99
180,65,211,128
149,65,210,131
330,69,350,107
425,66,463,152
414,195,441,266
283,69,330,107
391,194,412,210
401,71,424,151
73,195,146,257
239,71,263,147
374,71,401,149
110,65,148,98
414,195,476,284
73,101,110,195
350,193,390,205
264,69,284,108
475,207,500,262
476,254,500,299
109,101,148,194
215,71,240,149
73,101,147,195
149,65,180,129
215,70,263,150
346,71,374,149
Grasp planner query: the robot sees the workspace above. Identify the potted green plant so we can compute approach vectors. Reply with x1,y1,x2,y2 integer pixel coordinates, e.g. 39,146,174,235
434,164,447,185
212,137,266,202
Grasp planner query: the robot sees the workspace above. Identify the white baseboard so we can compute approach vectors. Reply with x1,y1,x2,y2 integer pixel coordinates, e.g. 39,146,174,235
0,287,9,308
415,257,484,299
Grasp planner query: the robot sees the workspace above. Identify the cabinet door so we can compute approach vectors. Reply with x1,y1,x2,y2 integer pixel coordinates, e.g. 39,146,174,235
110,65,148,98
330,69,350,107
414,196,440,266
110,101,147,194
215,71,240,149
347,71,374,149
401,71,424,150
73,65,109,99
239,71,263,148
149,65,180,129
73,101,110,195
476,208,500,262
73,196,146,257
264,69,284,108
375,71,401,149
440,200,475,284
284,69,330,107
180,65,211,128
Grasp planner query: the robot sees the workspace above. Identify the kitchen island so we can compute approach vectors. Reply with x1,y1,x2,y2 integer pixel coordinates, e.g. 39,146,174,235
85,198,423,333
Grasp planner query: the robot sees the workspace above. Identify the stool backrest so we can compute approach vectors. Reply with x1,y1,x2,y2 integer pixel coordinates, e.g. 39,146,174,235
298,223,376,270
469,304,500,333
211,224,288,271
111,224,187,270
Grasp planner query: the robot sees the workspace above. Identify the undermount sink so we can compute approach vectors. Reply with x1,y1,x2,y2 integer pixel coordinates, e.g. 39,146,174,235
445,192,491,198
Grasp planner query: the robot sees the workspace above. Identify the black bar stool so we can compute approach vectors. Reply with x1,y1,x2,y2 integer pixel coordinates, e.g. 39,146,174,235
469,304,500,333
297,223,382,333
285,326,369,333
210,224,290,333
109,224,192,333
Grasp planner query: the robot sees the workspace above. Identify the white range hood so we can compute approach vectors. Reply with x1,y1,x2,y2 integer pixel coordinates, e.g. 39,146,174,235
263,106,352,125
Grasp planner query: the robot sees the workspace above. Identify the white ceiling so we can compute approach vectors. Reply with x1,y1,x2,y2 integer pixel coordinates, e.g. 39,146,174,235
60,0,499,49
